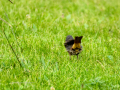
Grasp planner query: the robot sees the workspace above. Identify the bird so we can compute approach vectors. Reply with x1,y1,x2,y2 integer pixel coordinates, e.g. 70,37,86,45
64,35,83,59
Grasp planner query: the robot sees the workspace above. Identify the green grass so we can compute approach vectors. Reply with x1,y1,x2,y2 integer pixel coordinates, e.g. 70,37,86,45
0,0,120,89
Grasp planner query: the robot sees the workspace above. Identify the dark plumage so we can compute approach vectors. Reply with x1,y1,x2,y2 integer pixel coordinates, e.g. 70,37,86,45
64,35,83,59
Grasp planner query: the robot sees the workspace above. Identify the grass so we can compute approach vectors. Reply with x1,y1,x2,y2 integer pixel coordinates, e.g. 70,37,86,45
0,0,120,89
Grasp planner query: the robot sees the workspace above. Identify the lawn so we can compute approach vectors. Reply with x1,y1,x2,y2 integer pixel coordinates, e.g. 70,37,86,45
0,0,120,89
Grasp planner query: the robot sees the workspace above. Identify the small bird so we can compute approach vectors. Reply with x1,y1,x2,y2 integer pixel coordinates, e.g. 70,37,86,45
64,35,83,59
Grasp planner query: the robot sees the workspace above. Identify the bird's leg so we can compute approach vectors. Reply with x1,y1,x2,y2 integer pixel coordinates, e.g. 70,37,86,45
77,55,78,59
69,55,71,60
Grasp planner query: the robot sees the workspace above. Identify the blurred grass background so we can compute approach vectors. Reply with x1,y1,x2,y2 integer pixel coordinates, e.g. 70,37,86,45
0,0,120,89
